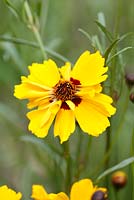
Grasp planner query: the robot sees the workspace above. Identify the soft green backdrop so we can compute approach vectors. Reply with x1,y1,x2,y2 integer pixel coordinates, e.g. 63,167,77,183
0,0,134,200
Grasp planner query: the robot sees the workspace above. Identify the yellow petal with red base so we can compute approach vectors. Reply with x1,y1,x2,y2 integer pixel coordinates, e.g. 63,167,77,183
71,51,108,86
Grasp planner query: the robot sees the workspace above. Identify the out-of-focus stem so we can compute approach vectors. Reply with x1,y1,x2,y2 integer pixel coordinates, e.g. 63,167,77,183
104,0,122,177
63,141,72,194
24,1,47,60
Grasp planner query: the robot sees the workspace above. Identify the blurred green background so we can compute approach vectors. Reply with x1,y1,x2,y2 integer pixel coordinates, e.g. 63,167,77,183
0,0,134,199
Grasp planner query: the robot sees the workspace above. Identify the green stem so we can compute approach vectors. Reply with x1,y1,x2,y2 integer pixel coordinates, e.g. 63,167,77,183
104,88,129,164
104,0,122,177
74,132,83,180
63,141,72,194
32,25,48,59
92,88,129,178
0,35,70,63
40,0,49,37
131,128,134,200
24,1,47,60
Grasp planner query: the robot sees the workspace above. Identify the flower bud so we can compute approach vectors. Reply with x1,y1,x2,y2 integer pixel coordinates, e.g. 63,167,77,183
91,190,107,200
129,93,134,103
125,73,134,88
111,171,127,189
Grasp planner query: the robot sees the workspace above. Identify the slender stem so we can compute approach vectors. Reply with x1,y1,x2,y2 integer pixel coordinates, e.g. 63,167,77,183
32,26,48,59
131,128,134,200
24,1,47,60
105,124,111,169
0,35,70,63
63,141,72,194
40,0,49,37
74,132,83,180
115,189,120,200
104,0,122,179
91,87,129,178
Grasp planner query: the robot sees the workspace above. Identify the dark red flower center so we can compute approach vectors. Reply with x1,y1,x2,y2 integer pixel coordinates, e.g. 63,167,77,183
53,78,81,109
54,81,76,101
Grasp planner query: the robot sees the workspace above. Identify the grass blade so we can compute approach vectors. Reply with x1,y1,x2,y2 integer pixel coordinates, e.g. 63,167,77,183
0,35,70,62
107,47,133,64
20,135,63,159
104,39,120,62
95,20,113,42
97,157,134,181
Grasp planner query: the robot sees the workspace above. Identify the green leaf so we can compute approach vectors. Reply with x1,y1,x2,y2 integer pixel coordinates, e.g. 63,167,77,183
95,20,113,42
0,35,70,63
20,135,63,160
97,12,106,48
107,46,133,64
119,32,134,43
92,35,103,53
97,157,134,181
104,39,120,63
78,28,96,50
4,0,21,19
78,28,92,42
97,12,106,26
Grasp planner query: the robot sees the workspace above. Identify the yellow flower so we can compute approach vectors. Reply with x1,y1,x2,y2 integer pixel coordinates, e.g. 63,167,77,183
14,51,116,143
31,185,67,200
31,179,107,200
0,185,22,200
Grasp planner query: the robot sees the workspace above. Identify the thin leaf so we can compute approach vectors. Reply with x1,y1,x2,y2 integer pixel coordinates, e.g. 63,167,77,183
0,35,70,63
4,0,21,19
1,40,26,73
95,20,113,42
97,157,134,181
97,12,106,48
119,32,134,43
97,12,106,26
107,47,133,64
40,0,49,37
78,28,92,42
78,28,96,50
92,35,103,53
20,135,63,159
104,39,120,62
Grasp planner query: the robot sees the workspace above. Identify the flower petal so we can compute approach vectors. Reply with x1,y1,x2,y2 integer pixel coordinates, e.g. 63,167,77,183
28,59,60,87
70,179,94,200
31,185,48,199
54,109,75,143
66,100,75,110
14,77,51,100
27,102,60,138
50,192,69,200
0,185,22,200
59,62,71,80
91,93,116,116
74,99,110,136
71,51,107,86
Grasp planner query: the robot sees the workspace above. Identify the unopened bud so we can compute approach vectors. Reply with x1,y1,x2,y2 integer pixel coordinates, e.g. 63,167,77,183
130,93,134,103
125,73,134,88
91,190,107,200
111,171,127,189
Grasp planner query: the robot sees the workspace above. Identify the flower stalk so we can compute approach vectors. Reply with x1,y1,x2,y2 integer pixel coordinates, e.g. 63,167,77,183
63,141,72,194
24,1,47,60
